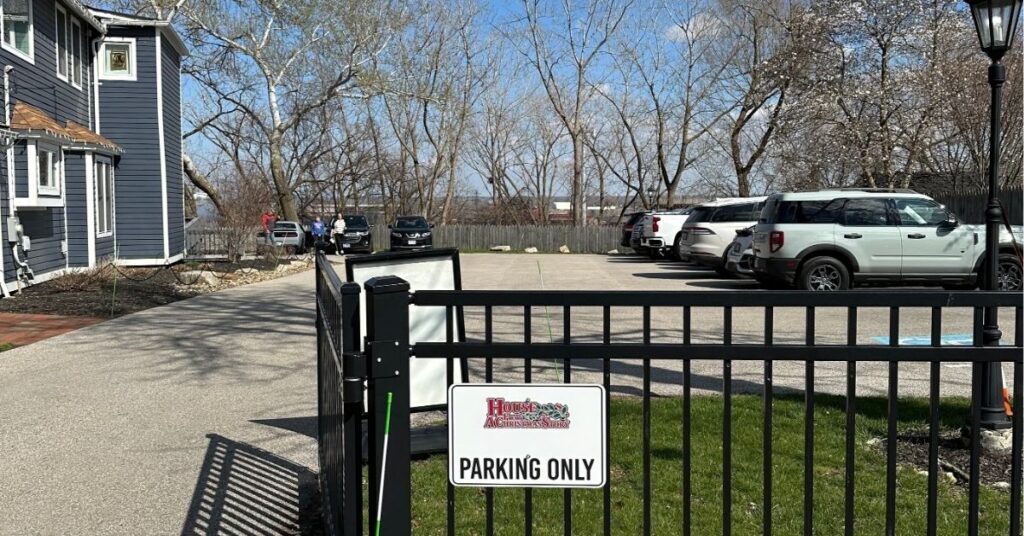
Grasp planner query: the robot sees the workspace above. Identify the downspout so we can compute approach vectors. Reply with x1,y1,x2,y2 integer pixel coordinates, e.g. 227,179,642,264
91,37,101,133
0,65,10,297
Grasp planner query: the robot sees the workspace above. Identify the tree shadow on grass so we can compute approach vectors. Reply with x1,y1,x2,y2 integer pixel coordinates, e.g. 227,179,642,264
180,433,322,536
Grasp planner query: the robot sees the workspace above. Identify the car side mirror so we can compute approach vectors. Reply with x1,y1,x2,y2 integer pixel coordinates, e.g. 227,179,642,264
939,215,959,228
430,223,435,228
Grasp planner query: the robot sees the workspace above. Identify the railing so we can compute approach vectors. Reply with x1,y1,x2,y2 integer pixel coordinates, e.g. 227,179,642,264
314,254,1023,536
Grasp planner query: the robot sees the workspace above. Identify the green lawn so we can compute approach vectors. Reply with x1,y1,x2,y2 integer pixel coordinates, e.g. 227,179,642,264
0,342,16,352
392,395,1013,536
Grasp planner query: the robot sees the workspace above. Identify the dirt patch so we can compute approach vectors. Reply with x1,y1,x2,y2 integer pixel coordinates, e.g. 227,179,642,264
0,257,313,319
875,430,1014,487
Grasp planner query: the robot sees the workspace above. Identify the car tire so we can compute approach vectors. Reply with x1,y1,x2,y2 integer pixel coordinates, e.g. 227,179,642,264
998,253,1023,291
798,256,850,291
670,234,683,261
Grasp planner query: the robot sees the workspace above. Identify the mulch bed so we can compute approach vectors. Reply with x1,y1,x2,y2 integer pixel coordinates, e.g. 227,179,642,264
0,257,311,319
881,430,1013,487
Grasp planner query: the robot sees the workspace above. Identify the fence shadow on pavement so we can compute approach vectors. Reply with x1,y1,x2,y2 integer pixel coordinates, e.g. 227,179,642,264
181,433,321,536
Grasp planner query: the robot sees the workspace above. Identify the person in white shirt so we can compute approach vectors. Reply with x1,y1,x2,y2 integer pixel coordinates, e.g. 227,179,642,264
332,213,346,255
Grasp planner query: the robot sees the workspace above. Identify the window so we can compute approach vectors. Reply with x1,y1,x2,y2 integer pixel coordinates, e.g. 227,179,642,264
55,4,66,78
55,5,81,86
100,38,135,80
70,19,80,86
895,198,948,226
841,198,891,226
2,0,33,60
95,160,113,235
710,203,762,222
772,200,845,224
36,147,60,195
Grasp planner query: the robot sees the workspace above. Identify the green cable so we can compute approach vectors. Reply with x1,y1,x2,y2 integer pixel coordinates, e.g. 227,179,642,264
375,392,394,536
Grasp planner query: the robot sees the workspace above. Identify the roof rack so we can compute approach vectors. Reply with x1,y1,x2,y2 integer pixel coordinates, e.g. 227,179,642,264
823,188,920,194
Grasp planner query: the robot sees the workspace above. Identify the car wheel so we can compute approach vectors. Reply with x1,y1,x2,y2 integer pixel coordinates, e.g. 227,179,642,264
798,256,850,291
998,253,1023,291
670,234,683,261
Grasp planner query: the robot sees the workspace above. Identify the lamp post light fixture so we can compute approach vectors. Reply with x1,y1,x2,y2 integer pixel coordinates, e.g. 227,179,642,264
646,186,658,210
966,0,1020,430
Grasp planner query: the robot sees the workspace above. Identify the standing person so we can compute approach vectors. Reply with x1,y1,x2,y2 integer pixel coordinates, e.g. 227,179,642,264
261,210,276,248
332,212,346,256
311,216,327,251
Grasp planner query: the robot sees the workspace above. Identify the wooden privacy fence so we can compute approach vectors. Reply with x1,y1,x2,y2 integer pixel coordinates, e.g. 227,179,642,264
933,186,1023,225
186,224,623,256
371,224,622,253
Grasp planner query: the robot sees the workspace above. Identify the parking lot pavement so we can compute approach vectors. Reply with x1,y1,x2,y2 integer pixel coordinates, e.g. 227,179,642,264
455,253,1018,399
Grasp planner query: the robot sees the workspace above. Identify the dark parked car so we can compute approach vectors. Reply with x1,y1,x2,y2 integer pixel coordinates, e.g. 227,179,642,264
621,212,647,249
335,214,374,254
389,216,434,251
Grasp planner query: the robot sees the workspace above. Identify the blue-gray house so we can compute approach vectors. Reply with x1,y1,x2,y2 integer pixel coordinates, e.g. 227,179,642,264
0,1,186,296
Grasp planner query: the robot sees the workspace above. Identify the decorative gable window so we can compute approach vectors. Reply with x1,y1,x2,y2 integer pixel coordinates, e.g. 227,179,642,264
36,146,61,196
100,38,135,81
1,0,33,61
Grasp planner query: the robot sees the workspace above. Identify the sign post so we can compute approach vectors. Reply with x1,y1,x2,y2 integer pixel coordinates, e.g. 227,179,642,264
448,384,607,488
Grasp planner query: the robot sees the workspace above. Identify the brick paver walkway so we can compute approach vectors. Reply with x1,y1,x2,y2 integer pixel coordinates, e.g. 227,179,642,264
0,312,103,346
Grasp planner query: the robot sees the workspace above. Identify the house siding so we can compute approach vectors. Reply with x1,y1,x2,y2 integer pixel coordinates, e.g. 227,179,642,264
65,150,87,266
18,206,65,275
3,0,94,130
161,38,183,257
14,142,27,197
98,26,164,259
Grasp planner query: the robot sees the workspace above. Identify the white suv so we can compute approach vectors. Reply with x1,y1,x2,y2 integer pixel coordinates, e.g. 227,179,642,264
752,190,1023,291
676,197,766,273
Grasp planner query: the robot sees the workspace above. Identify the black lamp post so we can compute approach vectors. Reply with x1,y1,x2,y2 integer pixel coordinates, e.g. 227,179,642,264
647,186,657,210
966,0,1020,429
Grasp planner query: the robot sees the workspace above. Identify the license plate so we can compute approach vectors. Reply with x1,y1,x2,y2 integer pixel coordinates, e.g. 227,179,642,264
275,241,284,246
342,243,350,248
408,240,417,245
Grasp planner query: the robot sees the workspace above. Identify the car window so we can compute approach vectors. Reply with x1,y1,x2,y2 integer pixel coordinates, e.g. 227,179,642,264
344,215,368,227
773,200,844,224
842,198,891,226
895,199,947,226
710,203,761,222
687,207,712,223
396,217,428,228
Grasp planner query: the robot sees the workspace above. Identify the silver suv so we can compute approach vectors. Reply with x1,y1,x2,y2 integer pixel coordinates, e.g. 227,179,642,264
752,190,1023,291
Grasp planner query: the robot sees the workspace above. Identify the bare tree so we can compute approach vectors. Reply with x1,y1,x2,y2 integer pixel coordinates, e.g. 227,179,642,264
512,0,632,225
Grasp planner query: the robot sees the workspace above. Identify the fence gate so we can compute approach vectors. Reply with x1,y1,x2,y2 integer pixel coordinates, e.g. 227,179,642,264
315,253,1023,536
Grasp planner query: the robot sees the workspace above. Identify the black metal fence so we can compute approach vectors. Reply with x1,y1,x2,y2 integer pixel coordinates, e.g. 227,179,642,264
933,186,1024,225
315,254,1024,536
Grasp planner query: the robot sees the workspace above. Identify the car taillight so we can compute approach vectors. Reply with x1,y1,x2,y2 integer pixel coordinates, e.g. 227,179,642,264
769,231,784,252
690,227,714,235
652,217,660,232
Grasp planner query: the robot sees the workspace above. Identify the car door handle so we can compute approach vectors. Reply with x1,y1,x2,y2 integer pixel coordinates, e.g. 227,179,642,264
843,233,862,239
907,233,926,239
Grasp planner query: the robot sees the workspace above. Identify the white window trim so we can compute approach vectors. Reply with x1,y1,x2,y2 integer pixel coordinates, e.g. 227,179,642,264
35,145,61,196
1,0,35,64
95,159,113,237
54,2,67,81
99,37,135,81
70,18,82,89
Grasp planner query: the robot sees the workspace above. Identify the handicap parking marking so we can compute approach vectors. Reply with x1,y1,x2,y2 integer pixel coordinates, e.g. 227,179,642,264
870,334,977,346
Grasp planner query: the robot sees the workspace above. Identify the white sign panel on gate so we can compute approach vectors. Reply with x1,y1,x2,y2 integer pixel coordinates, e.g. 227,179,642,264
448,384,607,488
346,249,467,410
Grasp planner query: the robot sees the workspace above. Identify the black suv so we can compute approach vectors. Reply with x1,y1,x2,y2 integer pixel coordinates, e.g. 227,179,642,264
335,214,373,253
389,216,434,251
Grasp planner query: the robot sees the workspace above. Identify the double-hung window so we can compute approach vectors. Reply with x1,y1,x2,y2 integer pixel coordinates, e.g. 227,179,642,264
36,147,61,196
55,4,80,86
95,160,113,235
1,0,33,61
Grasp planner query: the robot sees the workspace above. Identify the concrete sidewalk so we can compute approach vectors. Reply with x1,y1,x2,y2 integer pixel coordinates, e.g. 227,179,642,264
0,267,321,535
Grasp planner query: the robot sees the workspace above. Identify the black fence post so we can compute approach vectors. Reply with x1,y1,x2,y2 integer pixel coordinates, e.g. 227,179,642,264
339,281,363,536
365,276,412,536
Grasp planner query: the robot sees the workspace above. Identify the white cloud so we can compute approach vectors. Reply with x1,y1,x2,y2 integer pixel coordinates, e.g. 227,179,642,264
663,13,721,42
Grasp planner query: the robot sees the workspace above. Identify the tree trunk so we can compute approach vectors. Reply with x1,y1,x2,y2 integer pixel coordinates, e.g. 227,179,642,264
572,133,585,226
183,152,226,217
269,131,299,221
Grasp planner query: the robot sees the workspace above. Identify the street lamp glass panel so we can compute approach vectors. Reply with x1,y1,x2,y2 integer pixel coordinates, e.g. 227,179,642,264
970,0,1022,52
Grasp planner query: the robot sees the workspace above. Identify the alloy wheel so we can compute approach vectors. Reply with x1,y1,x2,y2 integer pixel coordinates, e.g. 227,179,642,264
808,265,841,291
997,260,1023,291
